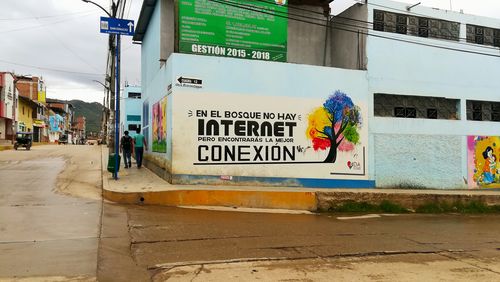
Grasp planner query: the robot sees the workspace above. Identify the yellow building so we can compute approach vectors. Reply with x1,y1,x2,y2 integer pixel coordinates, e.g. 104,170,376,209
17,96,35,132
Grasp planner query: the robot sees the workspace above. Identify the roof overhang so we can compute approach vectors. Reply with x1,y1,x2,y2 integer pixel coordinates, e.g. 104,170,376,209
133,0,157,42
18,95,39,107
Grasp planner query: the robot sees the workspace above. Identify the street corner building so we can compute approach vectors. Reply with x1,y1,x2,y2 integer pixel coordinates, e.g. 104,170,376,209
132,0,500,190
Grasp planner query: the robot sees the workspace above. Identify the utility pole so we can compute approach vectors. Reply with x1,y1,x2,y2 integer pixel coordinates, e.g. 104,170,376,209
12,75,18,145
92,78,110,144
84,0,132,180
82,0,117,152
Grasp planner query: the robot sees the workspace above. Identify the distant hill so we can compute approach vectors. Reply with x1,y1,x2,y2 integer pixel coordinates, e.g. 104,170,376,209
70,100,103,136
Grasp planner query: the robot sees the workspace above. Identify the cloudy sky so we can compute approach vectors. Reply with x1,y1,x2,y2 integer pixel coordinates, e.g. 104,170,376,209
0,0,142,103
1,0,499,103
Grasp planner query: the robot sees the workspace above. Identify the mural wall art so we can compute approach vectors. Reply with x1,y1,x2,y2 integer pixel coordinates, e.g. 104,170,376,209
468,136,500,188
152,96,167,153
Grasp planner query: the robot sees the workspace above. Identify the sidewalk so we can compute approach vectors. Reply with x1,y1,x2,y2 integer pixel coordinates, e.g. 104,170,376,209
101,148,500,211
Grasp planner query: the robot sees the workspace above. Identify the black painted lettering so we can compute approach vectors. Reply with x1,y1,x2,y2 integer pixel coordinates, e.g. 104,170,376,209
260,121,272,136
198,145,209,161
224,145,236,161
211,145,222,161
234,121,246,136
220,120,233,136
253,146,264,161
247,121,259,136
283,146,295,161
274,122,284,137
206,119,219,136
285,122,296,137
238,145,251,161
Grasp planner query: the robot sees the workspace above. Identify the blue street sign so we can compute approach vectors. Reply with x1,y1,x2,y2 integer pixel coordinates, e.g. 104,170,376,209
100,17,134,36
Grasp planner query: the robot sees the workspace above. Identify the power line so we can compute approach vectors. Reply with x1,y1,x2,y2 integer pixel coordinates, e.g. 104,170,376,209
126,0,133,18
0,58,105,76
207,0,500,58
231,0,500,51
0,12,95,34
0,10,95,21
29,11,103,74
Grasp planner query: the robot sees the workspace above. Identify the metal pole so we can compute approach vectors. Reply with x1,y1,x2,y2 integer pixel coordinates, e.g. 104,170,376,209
12,77,17,144
114,34,121,180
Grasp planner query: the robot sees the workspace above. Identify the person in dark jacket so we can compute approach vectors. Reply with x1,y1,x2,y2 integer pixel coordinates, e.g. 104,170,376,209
120,131,133,168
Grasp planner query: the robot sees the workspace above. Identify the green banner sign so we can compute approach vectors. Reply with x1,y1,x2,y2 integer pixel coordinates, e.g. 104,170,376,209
178,0,288,62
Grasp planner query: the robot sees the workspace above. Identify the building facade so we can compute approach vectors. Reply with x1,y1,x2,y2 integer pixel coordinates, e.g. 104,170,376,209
0,73,17,143
330,0,500,189
73,116,86,144
17,96,35,133
133,0,499,189
46,99,75,143
119,85,142,138
16,75,49,142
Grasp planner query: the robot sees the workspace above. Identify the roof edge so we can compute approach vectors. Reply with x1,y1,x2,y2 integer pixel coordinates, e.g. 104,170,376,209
133,0,158,42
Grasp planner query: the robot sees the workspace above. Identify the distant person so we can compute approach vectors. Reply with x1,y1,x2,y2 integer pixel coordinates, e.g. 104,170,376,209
133,128,147,168
120,130,133,168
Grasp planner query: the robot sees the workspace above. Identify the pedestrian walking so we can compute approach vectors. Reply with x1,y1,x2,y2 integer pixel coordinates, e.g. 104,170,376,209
133,128,147,168
120,130,133,168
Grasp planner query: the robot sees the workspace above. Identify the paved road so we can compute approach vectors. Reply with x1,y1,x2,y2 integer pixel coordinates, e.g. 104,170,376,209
0,145,102,281
1,145,500,281
106,205,500,281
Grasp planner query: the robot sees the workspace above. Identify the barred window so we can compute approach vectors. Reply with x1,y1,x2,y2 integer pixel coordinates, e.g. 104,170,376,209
467,100,500,122
467,24,500,47
374,94,459,120
373,10,459,41
128,92,141,99
128,124,141,131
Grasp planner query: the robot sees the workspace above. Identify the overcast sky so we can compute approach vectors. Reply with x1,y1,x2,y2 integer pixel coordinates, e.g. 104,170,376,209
0,0,142,103
1,0,499,104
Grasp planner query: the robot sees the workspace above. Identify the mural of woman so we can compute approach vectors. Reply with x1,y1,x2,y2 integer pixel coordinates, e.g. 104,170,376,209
481,146,497,184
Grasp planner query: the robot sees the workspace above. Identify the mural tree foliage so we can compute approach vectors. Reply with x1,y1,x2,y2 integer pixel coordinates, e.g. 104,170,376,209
306,91,362,163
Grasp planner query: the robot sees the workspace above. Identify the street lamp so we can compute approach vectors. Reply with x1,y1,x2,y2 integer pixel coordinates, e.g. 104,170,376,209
93,79,110,145
92,79,109,90
81,0,112,17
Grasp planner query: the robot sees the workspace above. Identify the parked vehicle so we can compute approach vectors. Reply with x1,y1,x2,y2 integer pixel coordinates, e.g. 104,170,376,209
14,132,33,150
58,134,68,145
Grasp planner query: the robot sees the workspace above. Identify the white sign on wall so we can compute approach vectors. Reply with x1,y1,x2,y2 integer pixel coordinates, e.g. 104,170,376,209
173,91,368,179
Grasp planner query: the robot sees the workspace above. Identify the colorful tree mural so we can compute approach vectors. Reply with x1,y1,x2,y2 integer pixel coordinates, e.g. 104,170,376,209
306,91,362,163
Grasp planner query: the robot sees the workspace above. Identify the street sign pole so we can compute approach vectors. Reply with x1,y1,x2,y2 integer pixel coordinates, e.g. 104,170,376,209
114,34,121,180
98,16,134,180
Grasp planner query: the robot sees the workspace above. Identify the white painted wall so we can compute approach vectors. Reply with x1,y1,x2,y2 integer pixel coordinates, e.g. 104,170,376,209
365,0,500,189
3,73,16,120
141,0,174,167
138,0,500,188
167,53,370,185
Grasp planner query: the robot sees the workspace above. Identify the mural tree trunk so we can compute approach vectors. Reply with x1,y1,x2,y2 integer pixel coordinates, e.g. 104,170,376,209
324,144,337,163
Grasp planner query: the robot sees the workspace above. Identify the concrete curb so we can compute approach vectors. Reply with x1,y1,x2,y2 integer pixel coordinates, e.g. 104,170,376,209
103,189,317,211
100,148,317,211
100,148,500,212
316,191,500,211
0,145,12,151
0,142,52,151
